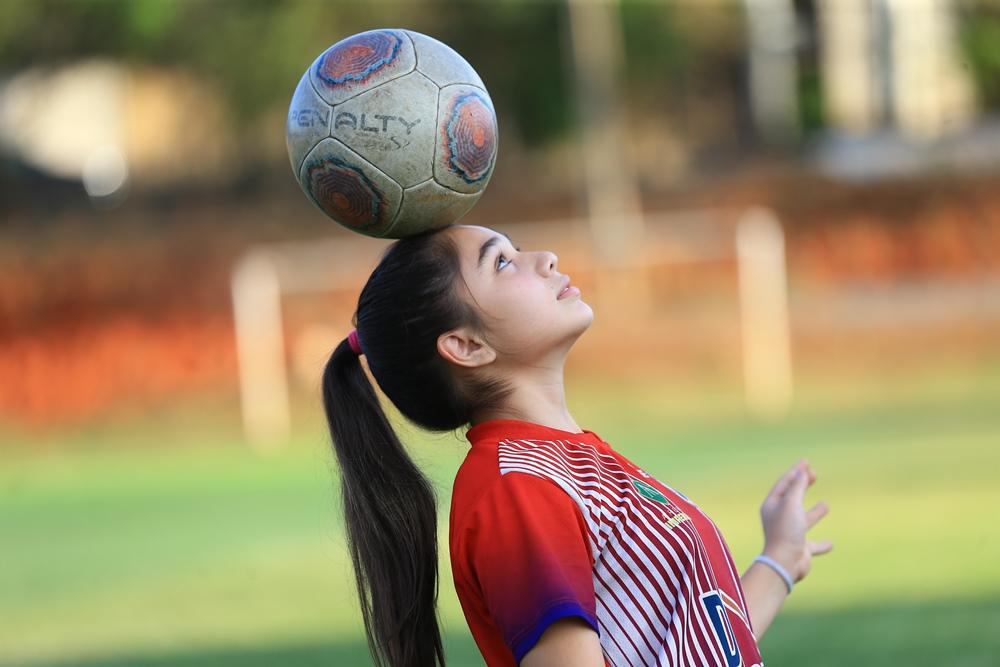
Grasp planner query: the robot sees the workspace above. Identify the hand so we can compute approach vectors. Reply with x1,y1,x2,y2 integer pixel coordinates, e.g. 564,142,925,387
758,459,833,583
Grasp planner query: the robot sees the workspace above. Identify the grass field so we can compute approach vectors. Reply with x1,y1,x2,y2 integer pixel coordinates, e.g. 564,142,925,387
2,360,999,666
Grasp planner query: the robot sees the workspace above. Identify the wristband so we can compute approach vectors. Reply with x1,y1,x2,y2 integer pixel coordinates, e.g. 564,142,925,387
753,554,794,594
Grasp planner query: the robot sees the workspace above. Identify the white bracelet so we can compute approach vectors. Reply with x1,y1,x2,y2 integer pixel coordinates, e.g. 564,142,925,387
753,554,794,594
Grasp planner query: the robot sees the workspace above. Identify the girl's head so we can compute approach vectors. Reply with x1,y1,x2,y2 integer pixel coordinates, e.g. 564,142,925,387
321,222,590,666
345,222,592,431
434,224,593,392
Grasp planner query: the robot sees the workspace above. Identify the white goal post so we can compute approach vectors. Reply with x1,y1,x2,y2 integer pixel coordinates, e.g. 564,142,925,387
231,208,792,448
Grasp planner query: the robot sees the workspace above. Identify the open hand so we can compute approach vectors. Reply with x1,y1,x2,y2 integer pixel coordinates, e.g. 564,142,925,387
759,459,833,583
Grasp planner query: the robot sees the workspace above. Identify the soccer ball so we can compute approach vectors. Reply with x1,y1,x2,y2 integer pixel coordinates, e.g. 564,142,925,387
286,29,498,238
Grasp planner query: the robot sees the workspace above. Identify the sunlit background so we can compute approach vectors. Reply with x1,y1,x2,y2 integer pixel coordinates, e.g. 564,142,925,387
2,0,999,665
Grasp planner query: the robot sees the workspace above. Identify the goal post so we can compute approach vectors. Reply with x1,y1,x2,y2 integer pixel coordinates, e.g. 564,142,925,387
230,208,793,448
735,208,794,419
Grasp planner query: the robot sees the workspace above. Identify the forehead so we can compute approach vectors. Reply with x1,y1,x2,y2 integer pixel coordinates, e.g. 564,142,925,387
451,224,502,244
450,224,511,269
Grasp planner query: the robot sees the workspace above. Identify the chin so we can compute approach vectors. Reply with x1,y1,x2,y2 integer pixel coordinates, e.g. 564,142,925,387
569,305,595,337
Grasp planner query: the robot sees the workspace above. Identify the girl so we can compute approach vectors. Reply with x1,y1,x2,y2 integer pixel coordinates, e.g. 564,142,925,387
323,223,832,667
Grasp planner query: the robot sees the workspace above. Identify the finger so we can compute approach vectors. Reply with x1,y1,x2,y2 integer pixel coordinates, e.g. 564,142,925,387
805,501,829,529
799,461,817,486
805,464,817,485
809,539,833,555
768,459,808,499
786,465,812,504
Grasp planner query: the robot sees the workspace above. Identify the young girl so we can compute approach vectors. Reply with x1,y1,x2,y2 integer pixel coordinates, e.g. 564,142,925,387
323,223,832,667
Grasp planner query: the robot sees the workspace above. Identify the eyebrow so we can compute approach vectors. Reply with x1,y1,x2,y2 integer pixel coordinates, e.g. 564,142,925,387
477,231,514,272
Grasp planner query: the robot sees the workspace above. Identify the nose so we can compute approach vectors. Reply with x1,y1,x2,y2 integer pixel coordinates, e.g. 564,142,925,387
538,250,557,275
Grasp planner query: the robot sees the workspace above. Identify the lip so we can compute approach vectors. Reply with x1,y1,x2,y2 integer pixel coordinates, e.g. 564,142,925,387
556,276,570,297
558,285,580,300
557,276,578,300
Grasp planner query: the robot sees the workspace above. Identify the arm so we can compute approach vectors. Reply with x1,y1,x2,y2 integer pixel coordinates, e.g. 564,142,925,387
741,459,834,639
520,617,607,667
740,547,794,638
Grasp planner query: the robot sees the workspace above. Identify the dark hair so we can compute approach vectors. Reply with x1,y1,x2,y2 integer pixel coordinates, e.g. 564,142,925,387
321,224,513,667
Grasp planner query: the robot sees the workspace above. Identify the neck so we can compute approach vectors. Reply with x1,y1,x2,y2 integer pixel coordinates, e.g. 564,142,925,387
470,360,581,434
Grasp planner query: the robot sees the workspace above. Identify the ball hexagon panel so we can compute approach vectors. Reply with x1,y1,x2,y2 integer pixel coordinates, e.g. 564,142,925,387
434,85,498,194
331,71,438,189
298,138,403,237
286,70,333,173
405,30,486,89
309,29,416,107
387,179,482,238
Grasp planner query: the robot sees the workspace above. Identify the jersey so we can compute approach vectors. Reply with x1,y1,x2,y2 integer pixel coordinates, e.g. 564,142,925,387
449,418,765,667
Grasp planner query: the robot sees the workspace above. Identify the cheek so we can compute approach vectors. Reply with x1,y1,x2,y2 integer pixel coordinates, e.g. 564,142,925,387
497,282,556,325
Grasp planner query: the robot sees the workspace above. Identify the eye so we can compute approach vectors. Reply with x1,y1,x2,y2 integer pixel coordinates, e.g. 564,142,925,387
496,247,521,271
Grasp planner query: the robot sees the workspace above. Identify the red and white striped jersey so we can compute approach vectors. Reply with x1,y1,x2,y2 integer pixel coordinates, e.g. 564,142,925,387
449,418,765,667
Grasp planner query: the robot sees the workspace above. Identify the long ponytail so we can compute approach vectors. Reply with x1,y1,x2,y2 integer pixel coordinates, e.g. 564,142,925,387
321,227,513,666
323,336,445,667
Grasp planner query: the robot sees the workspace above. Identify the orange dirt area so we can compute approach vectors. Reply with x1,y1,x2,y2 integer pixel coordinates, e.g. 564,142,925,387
2,168,999,429
1,312,236,429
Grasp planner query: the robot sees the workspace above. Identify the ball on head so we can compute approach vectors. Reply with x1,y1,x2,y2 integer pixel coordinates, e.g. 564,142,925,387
286,29,498,238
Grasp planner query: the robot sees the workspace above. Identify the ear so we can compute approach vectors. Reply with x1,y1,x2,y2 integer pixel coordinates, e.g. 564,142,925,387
437,328,496,369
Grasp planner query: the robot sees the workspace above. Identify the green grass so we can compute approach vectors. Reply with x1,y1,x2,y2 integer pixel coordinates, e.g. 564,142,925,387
2,361,999,666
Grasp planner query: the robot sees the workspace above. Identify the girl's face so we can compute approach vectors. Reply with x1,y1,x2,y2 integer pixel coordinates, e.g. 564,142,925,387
440,224,593,369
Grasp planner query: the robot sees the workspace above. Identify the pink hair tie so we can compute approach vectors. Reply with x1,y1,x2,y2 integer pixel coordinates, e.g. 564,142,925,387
347,328,362,355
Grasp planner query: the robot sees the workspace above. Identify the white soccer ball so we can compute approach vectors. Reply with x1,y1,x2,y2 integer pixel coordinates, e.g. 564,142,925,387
286,29,499,238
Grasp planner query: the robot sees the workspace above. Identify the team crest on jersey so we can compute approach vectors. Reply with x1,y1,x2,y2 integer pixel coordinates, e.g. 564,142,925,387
634,469,692,502
631,478,669,504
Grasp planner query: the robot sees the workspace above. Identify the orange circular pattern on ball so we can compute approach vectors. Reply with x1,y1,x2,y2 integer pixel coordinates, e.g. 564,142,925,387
443,92,496,184
305,157,384,230
315,30,403,89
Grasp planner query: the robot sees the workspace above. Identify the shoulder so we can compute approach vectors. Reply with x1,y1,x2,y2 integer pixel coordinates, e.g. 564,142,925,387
450,469,588,553
451,435,588,520
454,468,580,530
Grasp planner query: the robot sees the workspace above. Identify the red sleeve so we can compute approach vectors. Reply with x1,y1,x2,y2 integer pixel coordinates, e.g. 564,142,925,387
456,471,601,663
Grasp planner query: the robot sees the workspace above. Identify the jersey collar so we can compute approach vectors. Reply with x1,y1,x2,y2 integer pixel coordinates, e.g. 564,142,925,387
465,418,609,448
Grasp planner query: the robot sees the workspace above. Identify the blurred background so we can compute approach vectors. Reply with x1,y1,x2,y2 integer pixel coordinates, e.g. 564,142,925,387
2,0,998,665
